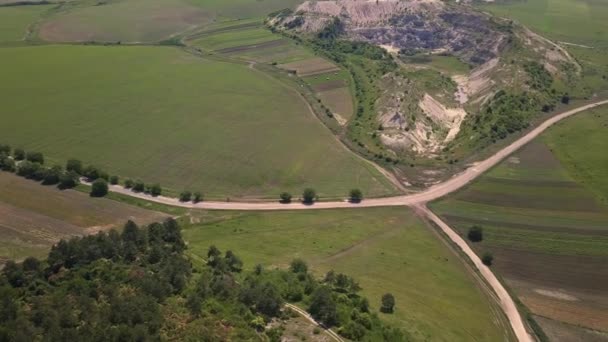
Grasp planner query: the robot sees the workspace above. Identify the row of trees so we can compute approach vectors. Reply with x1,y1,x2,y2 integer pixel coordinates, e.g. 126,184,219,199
466,225,494,266
279,188,363,204
0,143,166,199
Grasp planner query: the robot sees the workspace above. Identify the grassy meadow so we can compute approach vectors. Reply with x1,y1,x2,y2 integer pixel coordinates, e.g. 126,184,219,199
0,4,53,44
0,45,396,199
182,207,513,342
430,106,608,337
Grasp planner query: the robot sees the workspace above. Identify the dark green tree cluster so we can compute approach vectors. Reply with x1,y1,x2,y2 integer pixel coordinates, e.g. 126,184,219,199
179,190,203,203
0,219,189,341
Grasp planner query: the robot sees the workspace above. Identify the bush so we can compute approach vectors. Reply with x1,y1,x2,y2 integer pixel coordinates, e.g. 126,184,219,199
349,189,363,203
0,154,16,172
16,161,41,178
124,179,134,189
90,178,109,197
42,166,63,185
133,180,145,192
82,165,102,181
179,191,192,202
58,171,79,189
380,293,395,313
467,225,483,242
109,175,119,185
150,184,162,197
302,188,316,204
290,259,308,274
66,159,83,175
193,192,203,203
13,148,25,161
0,144,10,155
279,192,292,204
482,252,494,266
26,151,44,164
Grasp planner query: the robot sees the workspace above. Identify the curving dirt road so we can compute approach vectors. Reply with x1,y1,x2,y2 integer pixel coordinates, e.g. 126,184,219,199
87,99,608,210
82,100,608,342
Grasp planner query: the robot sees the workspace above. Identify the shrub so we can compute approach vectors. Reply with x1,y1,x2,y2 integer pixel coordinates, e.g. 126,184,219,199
66,159,83,175
109,175,119,185
179,191,192,202
302,188,316,204
26,151,44,164
467,225,483,242
82,165,102,181
380,293,395,313
42,165,63,185
279,192,292,203
124,179,134,189
0,144,10,155
482,252,494,266
58,171,79,189
150,184,162,197
16,161,41,178
13,148,25,161
133,180,145,192
290,259,308,274
193,192,203,203
0,154,16,172
90,179,108,197
349,188,363,203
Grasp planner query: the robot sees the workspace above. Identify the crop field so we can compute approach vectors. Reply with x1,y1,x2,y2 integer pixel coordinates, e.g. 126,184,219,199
280,57,342,77
478,0,608,48
0,45,397,199
0,172,166,262
182,207,513,342
0,4,53,44
35,0,304,43
430,109,608,338
303,70,354,123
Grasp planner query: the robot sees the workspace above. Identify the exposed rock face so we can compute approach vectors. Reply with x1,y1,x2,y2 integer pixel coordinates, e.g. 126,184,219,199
286,0,506,65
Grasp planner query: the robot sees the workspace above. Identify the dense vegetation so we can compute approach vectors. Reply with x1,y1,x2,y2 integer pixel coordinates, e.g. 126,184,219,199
0,219,404,341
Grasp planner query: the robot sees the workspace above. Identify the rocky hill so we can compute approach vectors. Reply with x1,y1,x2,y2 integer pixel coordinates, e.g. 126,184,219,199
270,0,582,186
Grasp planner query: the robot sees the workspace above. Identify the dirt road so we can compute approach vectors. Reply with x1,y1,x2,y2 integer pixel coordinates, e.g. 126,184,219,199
87,100,608,210
284,303,344,342
416,205,534,342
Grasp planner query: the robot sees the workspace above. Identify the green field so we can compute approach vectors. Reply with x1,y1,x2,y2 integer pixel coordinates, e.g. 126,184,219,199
191,26,279,51
0,45,396,199
0,4,52,44
430,107,608,335
182,207,512,341
478,0,608,48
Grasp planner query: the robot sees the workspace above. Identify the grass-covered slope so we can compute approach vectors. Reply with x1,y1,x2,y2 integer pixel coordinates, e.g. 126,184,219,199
182,207,513,341
0,45,397,199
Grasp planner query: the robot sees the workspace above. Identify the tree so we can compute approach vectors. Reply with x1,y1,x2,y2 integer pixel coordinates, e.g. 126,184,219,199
561,93,570,104
59,170,79,189
26,151,44,164
42,165,62,185
482,252,494,266
179,191,192,202
13,148,25,161
193,192,203,203
467,225,483,242
109,175,119,185
349,188,363,203
308,286,338,326
0,144,10,155
224,251,243,273
124,179,134,189
82,165,101,181
90,179,109,197
302,188,316,204
290,259,308,274
133,180,145,192
0,154,15,172
66,159,83,174
16,161,41,178
279,192,292,204
150,184,162,197
380,293,395,313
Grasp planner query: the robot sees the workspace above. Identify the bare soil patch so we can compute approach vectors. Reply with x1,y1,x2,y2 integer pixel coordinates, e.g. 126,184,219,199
312,79,347,92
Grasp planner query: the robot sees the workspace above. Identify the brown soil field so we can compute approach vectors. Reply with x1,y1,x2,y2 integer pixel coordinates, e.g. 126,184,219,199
317,87,354,121
0,172,167,262
217,39,287,54
279,57,340,76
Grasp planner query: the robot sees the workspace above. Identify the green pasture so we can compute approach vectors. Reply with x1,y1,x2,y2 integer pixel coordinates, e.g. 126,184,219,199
0,4,52,43
191,26,279,51
182,207,511,342
478,0,608,48
543,105,608,204
0,45,397,199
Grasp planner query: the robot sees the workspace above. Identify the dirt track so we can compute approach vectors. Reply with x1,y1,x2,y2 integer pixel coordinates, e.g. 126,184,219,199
83,100,608,342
